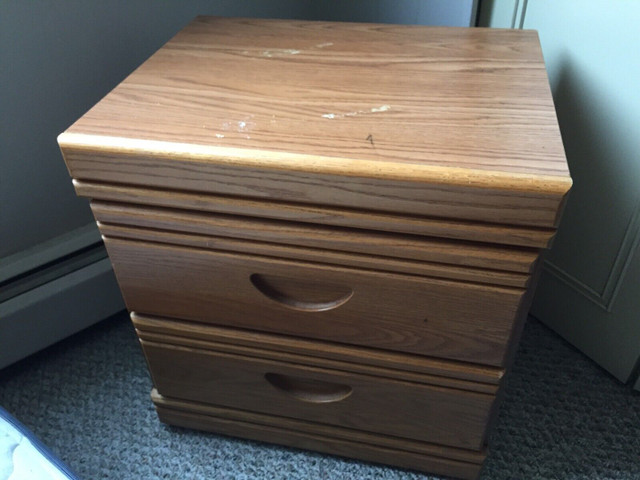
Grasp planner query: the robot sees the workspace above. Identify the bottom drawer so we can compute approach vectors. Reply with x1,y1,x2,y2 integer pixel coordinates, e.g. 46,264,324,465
141,337,496,451
152,391,486,480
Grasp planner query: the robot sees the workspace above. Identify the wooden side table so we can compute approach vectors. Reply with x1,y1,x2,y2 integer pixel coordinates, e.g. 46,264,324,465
58,17,571,479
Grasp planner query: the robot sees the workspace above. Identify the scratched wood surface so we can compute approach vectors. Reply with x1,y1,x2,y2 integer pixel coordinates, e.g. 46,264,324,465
63,17,569,178
59,16,571,229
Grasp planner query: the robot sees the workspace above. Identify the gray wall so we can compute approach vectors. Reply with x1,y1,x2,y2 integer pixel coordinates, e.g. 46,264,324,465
0,0,474,258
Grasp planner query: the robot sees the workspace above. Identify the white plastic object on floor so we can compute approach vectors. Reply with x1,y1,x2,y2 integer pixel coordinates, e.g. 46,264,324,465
0,406,78,480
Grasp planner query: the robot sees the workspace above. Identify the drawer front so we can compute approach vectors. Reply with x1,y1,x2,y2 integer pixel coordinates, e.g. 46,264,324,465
77,180,557,248
132,313,505,392
92,201,539,287
105,237,525,366
152,393,485,480
141,339,495,450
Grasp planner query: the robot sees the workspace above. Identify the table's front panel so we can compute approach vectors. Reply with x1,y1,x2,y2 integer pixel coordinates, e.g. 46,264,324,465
61,143,569,229
132,313,504,393
140,335,495,450
104,236,525,366
75,180,558,248
91,201,539,282
151,390,486,480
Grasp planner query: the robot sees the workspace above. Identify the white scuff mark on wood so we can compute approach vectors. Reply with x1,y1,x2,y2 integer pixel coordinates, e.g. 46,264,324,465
262,49,300,58
221,115,254,133
237,120,252,131
215,133,225,138
236,116,255,132
315,42,334,48
321,105,391,119
370,105,391,113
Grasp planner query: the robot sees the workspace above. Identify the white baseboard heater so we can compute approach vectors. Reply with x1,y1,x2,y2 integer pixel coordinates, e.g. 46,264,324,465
0,224,125,369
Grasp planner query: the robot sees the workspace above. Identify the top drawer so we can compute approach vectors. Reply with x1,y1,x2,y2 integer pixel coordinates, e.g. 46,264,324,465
103,236,524,367
58,17,571,237
92,201,538,288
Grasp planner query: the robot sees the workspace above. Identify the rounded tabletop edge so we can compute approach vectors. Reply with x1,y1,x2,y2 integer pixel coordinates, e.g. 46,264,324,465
58,132,573,196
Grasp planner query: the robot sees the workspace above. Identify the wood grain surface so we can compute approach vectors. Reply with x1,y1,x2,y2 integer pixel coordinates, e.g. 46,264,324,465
76,180,557,248
52,17,573,479
98,222,532,288
141,339,495,450
152,392,485,479
151,389,486,464
104,237,524,366
62,141,568,228
61,17,570,179
59,17,571,228
91,201,539,274
132,313,503,394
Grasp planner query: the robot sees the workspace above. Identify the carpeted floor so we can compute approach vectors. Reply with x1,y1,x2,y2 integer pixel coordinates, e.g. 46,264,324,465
0,311,638,479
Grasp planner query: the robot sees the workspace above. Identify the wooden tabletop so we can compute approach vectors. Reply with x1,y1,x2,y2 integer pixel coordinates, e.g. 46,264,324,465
61,16,571,193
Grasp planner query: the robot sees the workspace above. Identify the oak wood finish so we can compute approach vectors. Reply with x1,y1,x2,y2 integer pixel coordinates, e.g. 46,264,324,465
132,314,504,391
57,16,572,479
104,237,525,366
61,18,568,176
76,180,557,248
152,392,485,480
62,141,566,228
97,222,532,288
140,338,495,450
151,390,486,464
133,314,502,395
91,201,539,274
59,17,571,229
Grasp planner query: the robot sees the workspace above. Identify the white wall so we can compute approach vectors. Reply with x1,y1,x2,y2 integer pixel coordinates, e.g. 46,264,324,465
479,0,640,385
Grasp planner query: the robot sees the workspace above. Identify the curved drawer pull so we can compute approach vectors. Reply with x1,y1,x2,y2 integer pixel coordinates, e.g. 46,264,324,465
250,273,353,312
264,373,353,403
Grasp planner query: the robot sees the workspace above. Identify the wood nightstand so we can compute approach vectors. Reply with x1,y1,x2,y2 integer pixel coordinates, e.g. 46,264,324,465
58,17,571,479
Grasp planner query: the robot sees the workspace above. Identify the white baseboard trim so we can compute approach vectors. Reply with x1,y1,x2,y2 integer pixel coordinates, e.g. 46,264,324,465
0,257,125,369
1,224,102,284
